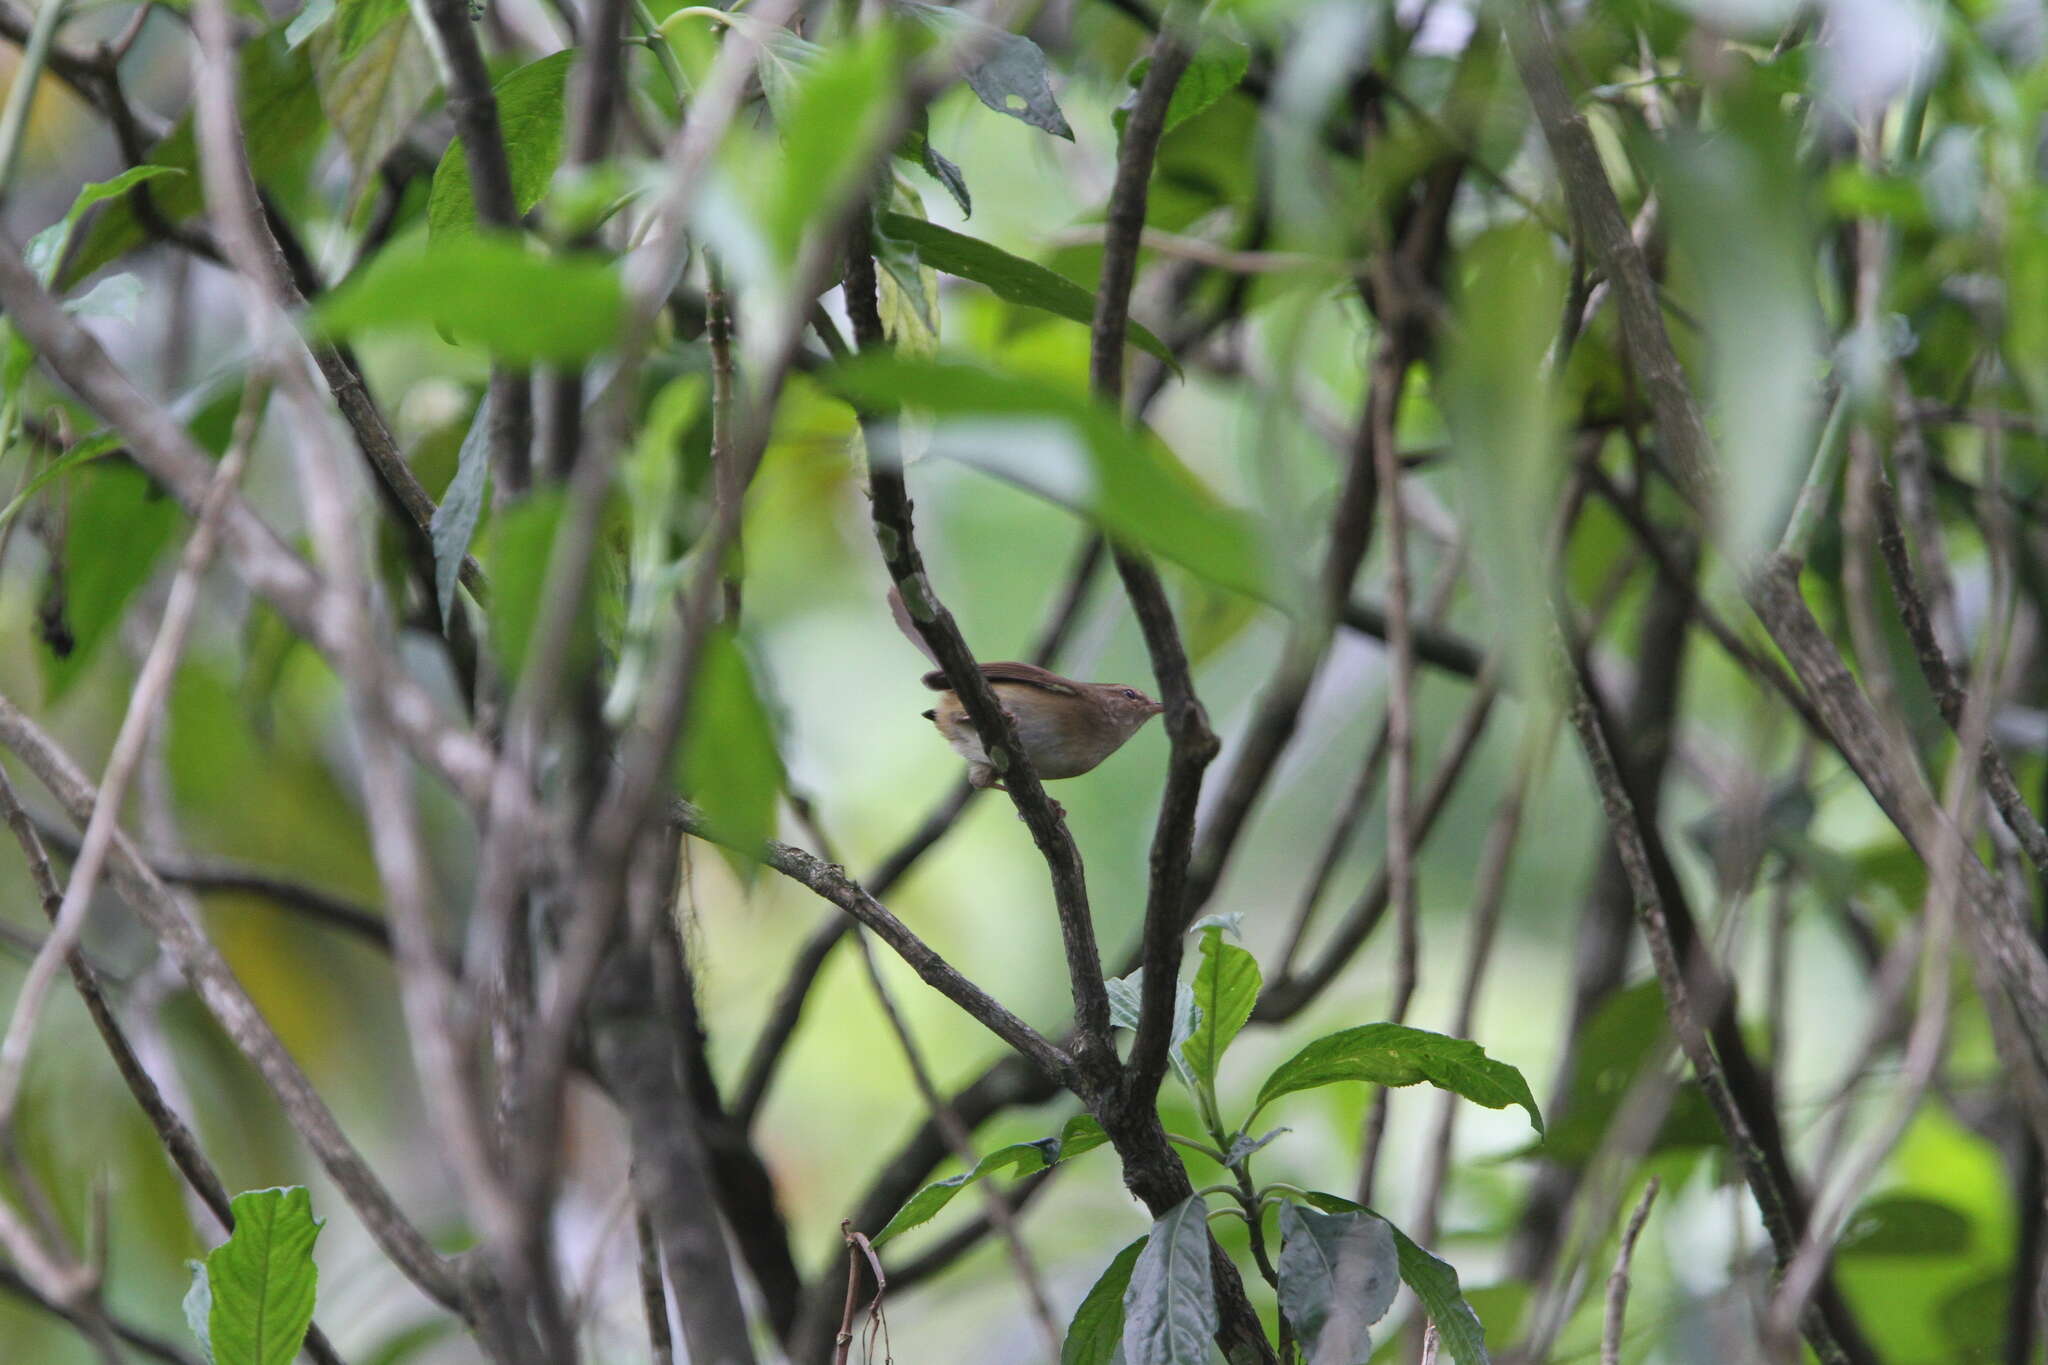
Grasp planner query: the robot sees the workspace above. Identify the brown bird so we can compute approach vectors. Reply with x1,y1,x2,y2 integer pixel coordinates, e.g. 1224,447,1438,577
920,661,1164,791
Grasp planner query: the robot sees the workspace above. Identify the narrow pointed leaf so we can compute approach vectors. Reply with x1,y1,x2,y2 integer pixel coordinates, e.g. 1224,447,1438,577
1181,925,1260,1087
1121,1195,1215,1365
1253,1023,1542,1135
873,1114,1109,1245
1063,1237,1146,1365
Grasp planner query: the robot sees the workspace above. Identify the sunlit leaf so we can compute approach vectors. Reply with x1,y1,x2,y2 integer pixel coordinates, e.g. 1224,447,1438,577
1114,30,1249,139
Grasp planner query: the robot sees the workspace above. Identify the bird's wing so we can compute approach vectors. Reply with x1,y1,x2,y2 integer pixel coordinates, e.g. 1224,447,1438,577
919,661,1081,696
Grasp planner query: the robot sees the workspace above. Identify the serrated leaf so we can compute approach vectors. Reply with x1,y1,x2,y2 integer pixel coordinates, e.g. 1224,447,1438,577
1121,1195,1214,1365
205,1186,324,1365
1253,1023,1542,1135
1277,1203,1397,1365
427,51,576,244
312,237,625,362
1181,926,1259,1087
311,0,435,205
873,1113,1108,1245
430,391,490,627
1302,1195,1488,1365
66,33,324,284
1063,1237,1145,1365
822,357,1268,601
899,0,1072,139
875,213,1174,367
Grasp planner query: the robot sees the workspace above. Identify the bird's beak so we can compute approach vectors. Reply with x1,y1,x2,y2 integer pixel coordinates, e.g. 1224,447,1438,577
1146,699,1166,717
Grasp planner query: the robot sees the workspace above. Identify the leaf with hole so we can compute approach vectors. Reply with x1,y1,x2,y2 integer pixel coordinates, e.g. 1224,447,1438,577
898,0,1072,139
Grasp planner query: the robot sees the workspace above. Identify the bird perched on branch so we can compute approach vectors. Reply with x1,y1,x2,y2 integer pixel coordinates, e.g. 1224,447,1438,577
920,660,1163,791
889,586,1163,792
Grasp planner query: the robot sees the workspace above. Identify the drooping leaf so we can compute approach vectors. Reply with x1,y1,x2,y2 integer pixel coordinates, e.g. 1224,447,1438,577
310,0,434,204
1120,1194,1214,1365
900,112,971,216
205,1186,325,1365
1181,925,1260,1088
899,0,1072,139
1063,1236,1146,1365
676,628,785,872
875,213,1175,366
66,33,325,283
1276,1202,1398,1365
41,461,181,701
822,356,1269,601
430,391,491,627
427,50,576,244
873,1113,1107,1245
1302,1194,1488,1365
312,237,626,362
1252,1023,1542,1135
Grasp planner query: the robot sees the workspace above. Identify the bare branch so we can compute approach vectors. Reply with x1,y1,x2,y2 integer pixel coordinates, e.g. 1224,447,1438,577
1601,1178,1661,1365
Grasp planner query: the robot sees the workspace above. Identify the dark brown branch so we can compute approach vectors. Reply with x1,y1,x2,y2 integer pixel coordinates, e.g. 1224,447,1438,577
844,232,1115,1090
1339,598,1485,678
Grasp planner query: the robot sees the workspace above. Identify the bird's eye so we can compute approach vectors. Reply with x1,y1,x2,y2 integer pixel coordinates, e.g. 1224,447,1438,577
1122,688,1140,700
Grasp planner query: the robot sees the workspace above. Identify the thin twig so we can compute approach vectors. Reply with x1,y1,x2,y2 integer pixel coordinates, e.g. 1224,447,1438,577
1601,1177,1661,1365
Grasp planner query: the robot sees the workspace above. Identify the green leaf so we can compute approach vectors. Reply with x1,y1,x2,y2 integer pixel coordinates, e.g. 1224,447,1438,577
67,33,325,284
766,29,898,267
205,1186,324,1365
430,391,490,627
1181,926,1259,1088
872,1113,1107,1245
0,432,122,535
1120,1194,1214,1365
1837,1195,1974,1258
24,165,183,284
1276,1203,1397,1365
183,1260,215,1363
822,356,1269,602
483,490,576,679
310,0,434,205
1063,1237,1146,1365
874,213,1174,367
1522,981,1721,1165
1302,1195,1488,1365
1115,33,1249,139
41,461,181,701
677,628,785,873
900,114,971,217
312,236,625,362
1253,1023,1542,1135
1105,967,1202,1093
900,0,1072,139
427,50,576,244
